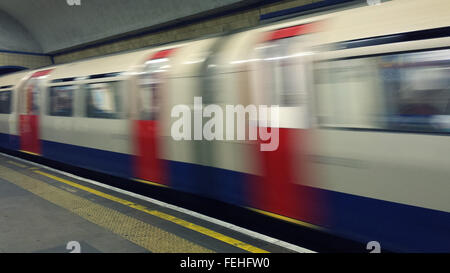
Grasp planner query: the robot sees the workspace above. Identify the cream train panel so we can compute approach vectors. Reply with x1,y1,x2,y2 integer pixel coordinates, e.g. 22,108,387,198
310,129,450,213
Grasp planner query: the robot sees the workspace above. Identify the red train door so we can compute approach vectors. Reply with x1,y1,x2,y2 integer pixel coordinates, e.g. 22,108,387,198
134,49,176,185
250,23,324,223
19,69,53,155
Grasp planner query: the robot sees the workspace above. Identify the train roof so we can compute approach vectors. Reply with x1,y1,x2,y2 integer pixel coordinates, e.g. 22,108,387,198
46,48,154,81
0,70,31,89
45,39,195,81
318,0,450,45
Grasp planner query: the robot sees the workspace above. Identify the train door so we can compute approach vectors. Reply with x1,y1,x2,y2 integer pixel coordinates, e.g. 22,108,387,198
250,24,323,223
134,49,175,185
19,69,53,155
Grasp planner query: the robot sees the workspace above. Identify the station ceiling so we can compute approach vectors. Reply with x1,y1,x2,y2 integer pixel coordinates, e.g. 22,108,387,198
0,0,263,54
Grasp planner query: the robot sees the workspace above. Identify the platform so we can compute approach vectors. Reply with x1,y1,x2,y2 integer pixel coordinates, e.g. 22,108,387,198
0,153,307,253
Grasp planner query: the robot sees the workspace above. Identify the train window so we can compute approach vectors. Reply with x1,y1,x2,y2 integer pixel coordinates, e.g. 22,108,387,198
256,35,308,107
48,85,75,117
85,81,123,119
26,81,40,115
139,59,167,120
381,50,450,133
314,57,384,128
315,48,450,133
0,91,12,114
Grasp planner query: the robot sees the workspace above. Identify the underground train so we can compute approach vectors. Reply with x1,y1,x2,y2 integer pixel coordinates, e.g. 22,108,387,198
0,0,449,252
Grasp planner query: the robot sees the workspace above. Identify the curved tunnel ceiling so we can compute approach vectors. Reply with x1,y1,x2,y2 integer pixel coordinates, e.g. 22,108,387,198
0,0,261,54
0,9,42,53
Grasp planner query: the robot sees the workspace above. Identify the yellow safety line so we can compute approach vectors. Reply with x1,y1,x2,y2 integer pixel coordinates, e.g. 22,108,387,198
20,150,40,156
34,170,269,253
247,207,325,231
6,160,27,168
134,178,169,188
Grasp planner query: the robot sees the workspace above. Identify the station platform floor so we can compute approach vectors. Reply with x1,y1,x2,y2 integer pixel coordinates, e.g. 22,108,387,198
0,153,308,253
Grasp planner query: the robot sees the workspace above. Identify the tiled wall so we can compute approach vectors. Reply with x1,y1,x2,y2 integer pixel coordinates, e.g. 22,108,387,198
0,52,52,69
53,0,320,64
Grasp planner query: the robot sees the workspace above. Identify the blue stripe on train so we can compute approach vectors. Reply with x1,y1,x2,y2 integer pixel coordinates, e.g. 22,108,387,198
322,189,450,252
167,160,250,207
6,137,449,252
41,140,132,178
0,133,19,150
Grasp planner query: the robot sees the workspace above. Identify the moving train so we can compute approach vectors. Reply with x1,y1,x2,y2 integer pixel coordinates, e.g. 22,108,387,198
0,0,449,252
